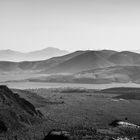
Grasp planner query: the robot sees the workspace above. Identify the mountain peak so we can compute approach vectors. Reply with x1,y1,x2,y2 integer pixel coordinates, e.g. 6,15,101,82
43,47,60,50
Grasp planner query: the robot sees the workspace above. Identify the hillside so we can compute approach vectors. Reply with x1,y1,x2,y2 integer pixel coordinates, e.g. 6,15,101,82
0,85,42,135
26,65,140,84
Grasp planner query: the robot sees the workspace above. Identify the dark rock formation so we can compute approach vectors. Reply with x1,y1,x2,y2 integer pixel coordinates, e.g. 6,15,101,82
109,120,121,127
0,85,43,132
44,130,70,140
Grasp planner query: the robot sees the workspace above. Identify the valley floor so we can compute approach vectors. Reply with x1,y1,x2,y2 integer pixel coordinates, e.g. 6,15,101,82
12,86,140,139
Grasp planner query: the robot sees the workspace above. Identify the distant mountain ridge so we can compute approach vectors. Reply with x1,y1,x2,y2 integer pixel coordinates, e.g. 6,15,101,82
1,49,140,74
1,49,140,84
0,47,69,61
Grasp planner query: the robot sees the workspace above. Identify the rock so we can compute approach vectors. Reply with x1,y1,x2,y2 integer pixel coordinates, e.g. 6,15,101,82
44,130,71,140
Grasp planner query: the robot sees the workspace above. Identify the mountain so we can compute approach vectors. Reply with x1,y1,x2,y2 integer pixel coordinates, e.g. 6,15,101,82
0,85,42,134
46,51,115,73
0,47,69,61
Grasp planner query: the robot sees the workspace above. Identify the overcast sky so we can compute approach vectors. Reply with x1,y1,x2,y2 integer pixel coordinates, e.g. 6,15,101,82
0,0,140,52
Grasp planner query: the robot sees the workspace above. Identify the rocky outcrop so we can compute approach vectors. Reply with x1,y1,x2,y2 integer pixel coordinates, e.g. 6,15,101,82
44,130,71,140
0,85,43,133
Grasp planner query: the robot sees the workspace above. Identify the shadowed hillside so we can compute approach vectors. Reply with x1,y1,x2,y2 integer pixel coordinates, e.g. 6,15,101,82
0,85,42,135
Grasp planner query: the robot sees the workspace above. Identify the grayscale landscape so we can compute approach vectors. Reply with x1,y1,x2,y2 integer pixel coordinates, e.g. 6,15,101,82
0,50,140,140
1,0,140,140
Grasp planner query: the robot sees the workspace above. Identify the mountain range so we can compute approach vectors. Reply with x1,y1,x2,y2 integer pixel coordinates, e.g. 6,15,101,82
1,49,140,84
0,47,69,61
1,49,140,73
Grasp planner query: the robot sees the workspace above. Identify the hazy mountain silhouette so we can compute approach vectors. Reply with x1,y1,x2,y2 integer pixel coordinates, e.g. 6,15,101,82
25,47,69,61
0,49,24,62
0,47,69,61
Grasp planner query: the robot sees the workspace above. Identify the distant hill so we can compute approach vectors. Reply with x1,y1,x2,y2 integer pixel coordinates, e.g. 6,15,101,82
0,47,69,61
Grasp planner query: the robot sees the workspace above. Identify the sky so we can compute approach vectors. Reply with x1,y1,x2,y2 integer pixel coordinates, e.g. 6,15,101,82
0,0,140,52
